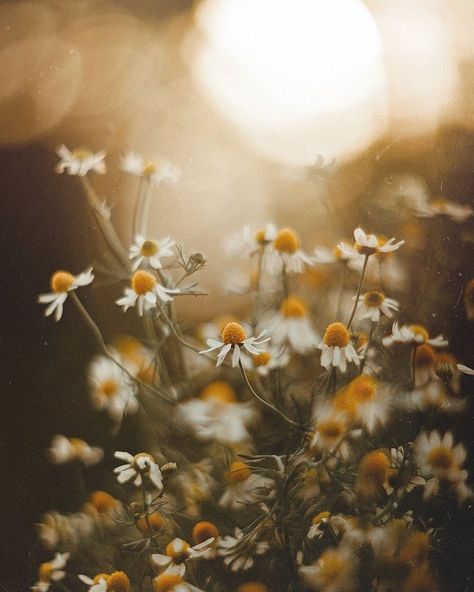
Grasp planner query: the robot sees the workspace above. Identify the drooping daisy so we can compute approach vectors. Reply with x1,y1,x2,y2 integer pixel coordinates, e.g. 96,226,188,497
38,267,94,321
218,461,274,509
114,451,170,490
116,270,179,316
263,296,320,354
120,152,180,184
225,224,277,258
48,435,103,466
151,537,214,577
200,322,269,367
267,227,314,274
32,552,70,592
217,528,270,571
78,574,109,592
382,323,448,348
318,322,360,372
88,355,138,422
432,352,474,392
55,145,106,176
338,227,404,262
356,291,399,323
129,235,175,270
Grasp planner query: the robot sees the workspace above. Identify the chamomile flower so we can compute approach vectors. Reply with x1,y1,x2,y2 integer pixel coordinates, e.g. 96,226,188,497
225,224,277,258
312,243,353,265
48,435,103,466
78,574,109,592
383,447,425,496
421,197,473,223
218,461,274,509
88,355,138,422
356,450,391,498
264,296,320,354
267,227,314,274
307,511,332,540
129,235,175,270
114,451,168,490
116,270,179,316
217,528,270,571
120,152,180,184
200,322,269,367
432,352,474,391
36,511,94,550
338,227,404,260
356,291,399,323
55,145,106,176
318,322,360,372
299,545,355,592
38,267,94,322
382,323,448,348
151,537,214,577
32,552,70,592
251,346,290,376
310,407,348,455
152,574,192,592
344,375,391,433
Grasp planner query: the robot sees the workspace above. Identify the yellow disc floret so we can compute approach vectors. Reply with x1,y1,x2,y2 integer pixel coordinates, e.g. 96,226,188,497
359,450,390,486
347,375,377,403
153,574,184,592
363,291,385,308
312,511,331,525
72,147,93,160
51,271,74,293
89,490,119,513
409,325,429,344
99,379,119,398
107,571,130,592
137,511,166,533
94,574,110,584
228,461,252,483
192,521,219,544
280,296,308,318
132,452,155,473
316,419,345,442
274,228,300,254
323,322,350,348
166,538,190,560
255,228,267,245
427,447,453,470
200,381,237,404
253,351,272,367
38,562,53,582
140,240,159,257
131,270,157,295
221,322,247,345
143,161,157,176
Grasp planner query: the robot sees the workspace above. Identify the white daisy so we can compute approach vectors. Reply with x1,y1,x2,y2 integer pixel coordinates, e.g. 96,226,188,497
217,528,270,571
307,511,332,540
116,270,179,316
312,242,354,265
420,197,473,223
31,552,70,592
225,223,277,258
263,296,320,354
218,461,274,509
78,574,108,592
129,235,175,270
200,322,269,368
382,323,448,348
356,291,399,323
55,145,106,176
267,227,314,274
48,435,103,466
151,574,192,592
299,545,355,592
38,267,94,322
151,537,214,577
338,227,404,260
36,511,95,551
382,446,425,496
88,355,138,422
113,451,167,490
318,322,360,372
250,345,290,376
120,151,180,184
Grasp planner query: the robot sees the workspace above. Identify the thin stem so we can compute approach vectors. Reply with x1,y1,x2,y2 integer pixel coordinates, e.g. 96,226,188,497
411,344,417,390
238,360,305,432
359,321,376,375
281,263,289,301
252,245,266,328
132,176,145,238
346,254,369,330
137,178,154,237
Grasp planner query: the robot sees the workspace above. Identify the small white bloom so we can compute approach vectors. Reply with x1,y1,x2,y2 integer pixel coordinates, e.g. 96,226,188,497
129,235,175,270
382,322,448,348
250,345,290,375
78,575,108,592
338,227,404,260
217,528,269,571
36,511,95,551
200,322,269,368
225,224,277,258
267,227,314,274
356,291,399,323
32,552,70,592
120,151,180,184
318,322,360,372
114,451,166,490
218,461,274,509
116,270,179,316
48,435,103,466
418,197,474,223
299,545,355,592
151,537,214,577
55,145,106,176
38,267,94,322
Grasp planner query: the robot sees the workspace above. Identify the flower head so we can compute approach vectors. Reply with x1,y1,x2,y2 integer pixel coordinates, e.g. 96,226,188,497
357,291,399,322
48,435,103,466
55,145,106,176
318,322,360,372
38,267,94,321
32,553,69,592
338,228,404,260
129,235,175,270
116,270,179,316
121,152,180,184
383,323,448,348
217,528,270,571
225,224,277,258
114,451,167,490
78,574,109,592
200,322,269,367
267,227,314,274
151,537,214,577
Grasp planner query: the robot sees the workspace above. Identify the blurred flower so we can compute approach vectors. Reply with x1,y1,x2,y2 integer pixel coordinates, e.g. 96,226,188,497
36,511,94,550
116,270,179,315
356,291,399,322
55,145,106,176
307,511,332,539
219,461,274,509
151,537,214,577
48,435,103,466
299,546,355,592
120,152,180,184
267,228,314,274
338,228,404,259
217,528,269,571
310,407,348,455
417,197,473,223
152,574,192,592
114,451,167,490
129,235,175,270
225,224,277,258
319,322,360,372
32,552,69,592
200,322,269,367
251,346,290,375
38,267,94,322
78,574,109,592
383,323,447,348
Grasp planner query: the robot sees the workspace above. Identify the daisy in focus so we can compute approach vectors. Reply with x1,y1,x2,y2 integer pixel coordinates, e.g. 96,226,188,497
225,224,277,258
48,435,103,466
338,227,404,260
129,235,175,270
267,227,314,274
356,291,399,323
116,270,179,316
38,267,94,322
382,323,448,348
32,553,70,592
55,145,106,176
318,322,360,372
120,152,180,184
200,321,269,367
151,537,214,577
114,451,171,490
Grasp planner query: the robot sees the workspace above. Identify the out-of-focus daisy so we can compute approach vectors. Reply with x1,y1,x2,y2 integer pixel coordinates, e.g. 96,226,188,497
120,152,180,184
414,344,436,387
83,490,123,524
88,355,138,422
113,335,158,384
338,227,404,260
218,461,274,509
419,197,473,223
78,574,109,592
299,545,355,592
32,552,69,592
48,435,103,466
344,375,391,433
432,352,474,392
382,323,448,348
217,528,270,571
116,270,179,316
383,447,425,496
173,460,216,517
312,242,353,265
200,322,269,368
356,291,399,323
251,346,290,376
129,235,175,270
225,224,277,258
263,296,320,354
307,511,339,540
36,511,94,550
356,450,391,498
114,451,171,490
318,322,360,372
310,407,348,455
267,227,314,274
152,573,192,592
38,267,94,322
151,537,214,577
55,145,106,176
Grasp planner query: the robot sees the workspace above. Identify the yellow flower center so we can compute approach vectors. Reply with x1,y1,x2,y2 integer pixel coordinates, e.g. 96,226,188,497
415,344,435,369
323,322,350,348
399,532,430,565
237,584,269,592
137,512,165,533
253,351,272,367
280,296,308,318
355,332,368,351
255,228,267,245
166,538,191,561
153,574,184,592
363,291,385,308
39,562,53,582
192,521,219,544
227,461,252,483
316,419,345,441
409,325,429,343
107,571,130,592
221,322,247,345
143,161,157,176
347,375,377,403
69,438,87,456
89,490,119,513
200,381,237,404
51,271,74,293
318,550,345,584
312,511,331,525
131,270,157,295
94,574,110,584
274,228,300,254
359,450,390,486
433,352,457,379
132,452,155,473
71,147,93,160
332,388,358,419
99,379,119,398
140,240,159,257
427,447,453,470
